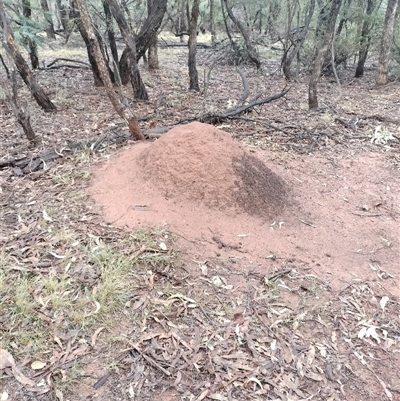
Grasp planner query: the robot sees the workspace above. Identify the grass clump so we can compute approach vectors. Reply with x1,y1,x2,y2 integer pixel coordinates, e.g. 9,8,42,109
0,227,176,364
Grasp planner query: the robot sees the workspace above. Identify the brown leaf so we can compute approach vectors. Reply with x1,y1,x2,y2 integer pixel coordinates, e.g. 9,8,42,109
91,327,105,347
0,349,36,387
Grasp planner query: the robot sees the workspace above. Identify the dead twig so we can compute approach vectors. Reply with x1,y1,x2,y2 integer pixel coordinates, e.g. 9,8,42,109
45,58,91,69
193,87,291,124
228,116,293,136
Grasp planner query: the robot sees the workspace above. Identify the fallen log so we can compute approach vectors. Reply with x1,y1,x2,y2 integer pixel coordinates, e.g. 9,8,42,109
0,128,171,175
158,41,212,49
187,86,290,124
0,133,130,175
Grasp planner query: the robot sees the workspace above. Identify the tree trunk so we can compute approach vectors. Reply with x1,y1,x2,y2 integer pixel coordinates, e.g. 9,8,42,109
70,0,114,87
308,0,342,109
21,0,39,69
56,0,71,41
266,1,281,35
148,34,159,69
188,0,200,91
147,0,159,69
119,48,131,86
104,1,119,68
222,0,261,69
376,0,398,85
40,0,57,39
74,0,144,140
136,0,167,61
105,0,148,100
0,68,36,143
282,0,315,81
355,0,376,77
0,0,56,112
210,0,217,45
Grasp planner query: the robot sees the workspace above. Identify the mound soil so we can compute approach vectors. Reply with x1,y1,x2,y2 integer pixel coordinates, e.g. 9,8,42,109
89,123,399,296
137,122,288,217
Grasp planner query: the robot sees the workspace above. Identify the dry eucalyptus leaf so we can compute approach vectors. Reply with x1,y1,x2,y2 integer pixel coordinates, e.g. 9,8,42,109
55,389,64,401
31,361,46,370
0,349,15,370
0,349,36,387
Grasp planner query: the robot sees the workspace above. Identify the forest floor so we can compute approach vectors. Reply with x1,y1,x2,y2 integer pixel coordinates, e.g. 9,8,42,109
0,35,400,401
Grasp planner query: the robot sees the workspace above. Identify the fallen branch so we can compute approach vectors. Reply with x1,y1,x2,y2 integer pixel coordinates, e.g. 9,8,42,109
228,116,293,136
192,87,291,124
158,41,211,49
45,58,91,69
0,133,131,174
0,128,172,175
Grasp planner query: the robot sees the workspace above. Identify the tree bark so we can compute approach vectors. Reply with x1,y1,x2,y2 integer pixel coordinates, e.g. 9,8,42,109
103,1,119,69
40,0,57,39
210,0,217,45
222,0,261,69
0,0,56,112
105,0,148,100
70,0,114,87
188,0,200,91
376,0,398,85
355,0,376,77
21,0,39,69
56,0,71,41
308,0,342,109
74,0,144,140
282,0,315,81
136,0,167,61
0,68,36,143
147,0,159,69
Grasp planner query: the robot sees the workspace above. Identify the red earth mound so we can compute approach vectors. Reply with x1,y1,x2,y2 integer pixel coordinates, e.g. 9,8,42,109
136,122,289,217
89,122,399,296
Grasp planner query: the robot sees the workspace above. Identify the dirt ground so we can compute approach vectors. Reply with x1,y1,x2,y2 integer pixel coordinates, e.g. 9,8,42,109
1,38,400,401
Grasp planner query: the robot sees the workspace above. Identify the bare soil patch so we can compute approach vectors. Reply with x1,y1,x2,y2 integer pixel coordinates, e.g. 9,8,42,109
90,122,399,296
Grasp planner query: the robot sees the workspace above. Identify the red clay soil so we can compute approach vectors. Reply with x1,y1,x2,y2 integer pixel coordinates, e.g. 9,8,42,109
89,122,399,296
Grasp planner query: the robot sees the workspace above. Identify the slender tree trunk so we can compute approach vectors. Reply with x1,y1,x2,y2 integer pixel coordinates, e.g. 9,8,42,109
103,1,119,68
266,1,281,35
40,0,57,39
179,0,187,42
188,0,200,91
56,0,71,41
147,0,159,69
105,0,148,100
136,0,167,61
148,35,159,69
22,0,39,69
283,0,316,80
0,68,36,143
376,0,398,85
70,0,114,87
355,0,376,77
0,0,56,112
308,0,342,109
210,0,217,45
74,0,143,140
222,0,261,69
